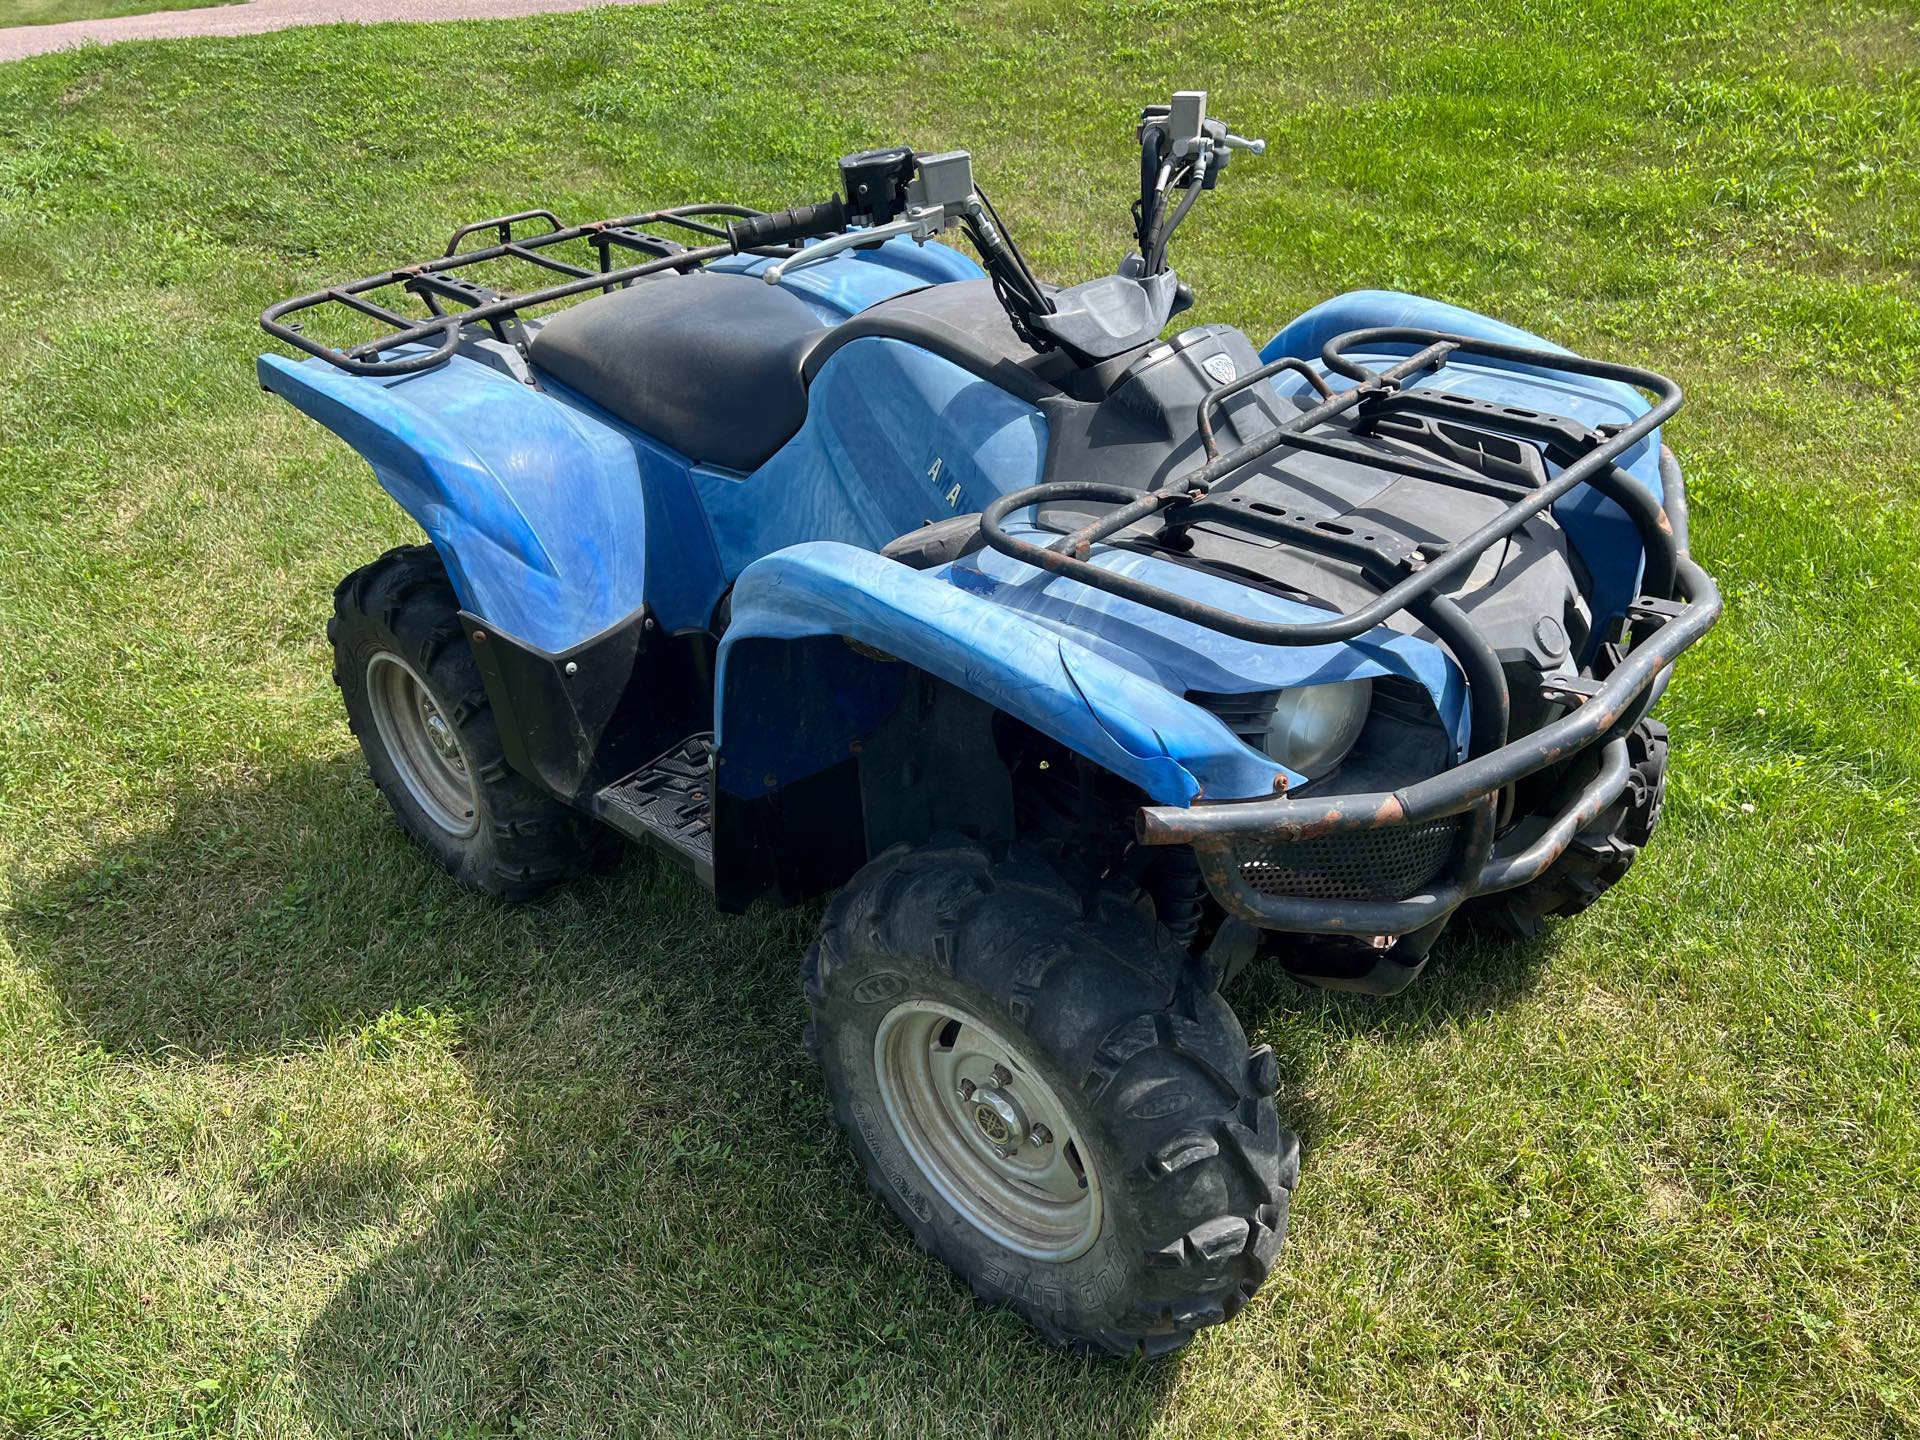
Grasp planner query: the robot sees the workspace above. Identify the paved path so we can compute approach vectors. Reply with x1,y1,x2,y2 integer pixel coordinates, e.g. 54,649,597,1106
0,0,657,62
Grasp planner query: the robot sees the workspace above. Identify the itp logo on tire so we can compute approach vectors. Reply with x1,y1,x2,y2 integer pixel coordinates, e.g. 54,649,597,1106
850,970,908,1005
1128,1087,1192,1121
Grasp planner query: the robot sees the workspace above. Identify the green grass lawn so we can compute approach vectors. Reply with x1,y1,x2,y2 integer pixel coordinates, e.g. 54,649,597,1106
0,0,236,31
2,0,1918,1434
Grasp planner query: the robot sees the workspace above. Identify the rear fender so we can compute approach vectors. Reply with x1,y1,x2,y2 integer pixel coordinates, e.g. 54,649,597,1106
259,349,667,653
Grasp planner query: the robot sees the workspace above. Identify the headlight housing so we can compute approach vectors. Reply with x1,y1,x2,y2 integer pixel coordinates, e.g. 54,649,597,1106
1260,679,1372,780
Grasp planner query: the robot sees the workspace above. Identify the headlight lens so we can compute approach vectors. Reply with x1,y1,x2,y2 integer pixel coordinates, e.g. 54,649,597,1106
1262,679,1372,780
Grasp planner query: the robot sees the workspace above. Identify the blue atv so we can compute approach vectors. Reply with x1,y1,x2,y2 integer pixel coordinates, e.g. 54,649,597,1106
260,92,1720,1355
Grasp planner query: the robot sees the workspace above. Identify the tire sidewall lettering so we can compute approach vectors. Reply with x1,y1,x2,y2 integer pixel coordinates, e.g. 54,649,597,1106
849,969,908,1006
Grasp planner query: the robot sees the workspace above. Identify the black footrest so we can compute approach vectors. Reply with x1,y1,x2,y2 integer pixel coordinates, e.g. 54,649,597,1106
592,733,715,888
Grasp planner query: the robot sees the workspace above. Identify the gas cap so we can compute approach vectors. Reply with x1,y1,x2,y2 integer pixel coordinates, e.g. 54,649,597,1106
1534,614,1569,659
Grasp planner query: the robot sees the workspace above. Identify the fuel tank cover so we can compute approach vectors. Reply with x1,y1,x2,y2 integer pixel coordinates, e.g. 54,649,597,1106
1108,324,1281,448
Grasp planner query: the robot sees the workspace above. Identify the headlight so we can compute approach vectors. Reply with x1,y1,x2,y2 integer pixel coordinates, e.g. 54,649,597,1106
1261,679,1371,780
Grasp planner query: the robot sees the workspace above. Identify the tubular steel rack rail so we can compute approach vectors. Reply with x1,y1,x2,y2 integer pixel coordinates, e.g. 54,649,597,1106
978,327,1722,936
260,204,786,377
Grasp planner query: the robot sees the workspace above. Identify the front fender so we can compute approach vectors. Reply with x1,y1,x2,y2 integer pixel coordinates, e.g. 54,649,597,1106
715,542,1285,806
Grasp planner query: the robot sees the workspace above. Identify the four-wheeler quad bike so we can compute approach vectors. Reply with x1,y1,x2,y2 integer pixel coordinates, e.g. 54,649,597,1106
259,91,1720,1356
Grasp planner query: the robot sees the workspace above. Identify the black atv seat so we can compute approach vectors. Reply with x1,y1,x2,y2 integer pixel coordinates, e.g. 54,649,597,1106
528,272,827,472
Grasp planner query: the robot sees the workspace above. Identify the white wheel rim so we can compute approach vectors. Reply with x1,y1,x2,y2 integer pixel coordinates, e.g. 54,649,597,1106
364,651,479,839
873,1000,1103,1261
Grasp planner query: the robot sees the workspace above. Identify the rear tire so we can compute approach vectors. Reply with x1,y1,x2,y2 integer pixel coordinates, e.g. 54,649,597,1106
330,545,605,900
803,837,1296,1357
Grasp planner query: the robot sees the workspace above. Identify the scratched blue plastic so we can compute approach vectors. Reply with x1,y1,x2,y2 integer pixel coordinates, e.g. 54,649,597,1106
947,523,1468,757
695,337,1048,575
717,542,1281,804
711,518,1473,803
259,259,1653,808
486,335,1051,634
708,232,984,322
257,347,652,654
1263,290,1658,630
257,238,974,650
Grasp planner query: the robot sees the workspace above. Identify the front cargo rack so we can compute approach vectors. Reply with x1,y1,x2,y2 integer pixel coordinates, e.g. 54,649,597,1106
982,326,1711,765
974,327,1723,938
260,203,789,377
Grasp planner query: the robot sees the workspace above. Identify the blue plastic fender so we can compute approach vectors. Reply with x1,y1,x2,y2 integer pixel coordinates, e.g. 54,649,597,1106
716,532,1471,806
716,541,1289,806
948,519,1469,757
694,337,1050,576
258,348,656,654
708,233,985,321
256,238,985,651
1264,290,1661,631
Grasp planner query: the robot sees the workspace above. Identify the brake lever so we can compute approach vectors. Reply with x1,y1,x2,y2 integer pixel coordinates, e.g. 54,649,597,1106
761,213,937,284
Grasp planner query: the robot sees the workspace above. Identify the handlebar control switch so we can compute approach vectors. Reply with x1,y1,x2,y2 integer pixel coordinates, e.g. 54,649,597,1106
838,147,918,226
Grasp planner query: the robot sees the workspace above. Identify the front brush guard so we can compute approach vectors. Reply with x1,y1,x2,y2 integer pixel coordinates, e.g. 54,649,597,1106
977,325,1723,936
1135,554,1717,934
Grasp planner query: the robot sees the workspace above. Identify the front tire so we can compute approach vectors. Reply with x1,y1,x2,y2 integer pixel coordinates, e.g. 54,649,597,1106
1465,718,1669,938
330,545,604,900
803,838,1296,1357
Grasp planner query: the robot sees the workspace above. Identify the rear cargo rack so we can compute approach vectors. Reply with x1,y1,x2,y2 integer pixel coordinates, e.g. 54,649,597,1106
261,203,786,377
981,326,1708,762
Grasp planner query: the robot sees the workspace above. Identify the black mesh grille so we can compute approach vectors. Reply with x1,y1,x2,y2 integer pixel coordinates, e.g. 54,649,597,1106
1236,816,1460,902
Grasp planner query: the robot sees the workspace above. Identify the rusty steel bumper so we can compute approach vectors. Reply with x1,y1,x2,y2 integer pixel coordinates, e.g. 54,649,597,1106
1136,553,1721,936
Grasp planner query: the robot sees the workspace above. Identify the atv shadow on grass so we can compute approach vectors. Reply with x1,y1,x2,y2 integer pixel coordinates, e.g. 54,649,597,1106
6,760,1553,1432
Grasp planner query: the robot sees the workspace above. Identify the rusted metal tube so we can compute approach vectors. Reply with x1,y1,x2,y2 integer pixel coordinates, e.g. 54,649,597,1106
261,205,766,377
1136,555,1718,847
987,330,1683,647
1474,739,1631,894
1195,355,1334,461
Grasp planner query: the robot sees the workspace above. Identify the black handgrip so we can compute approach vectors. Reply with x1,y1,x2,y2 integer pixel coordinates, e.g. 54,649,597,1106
727,198,848,252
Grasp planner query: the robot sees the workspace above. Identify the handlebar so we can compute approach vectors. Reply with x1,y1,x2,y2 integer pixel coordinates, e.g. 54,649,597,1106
1133,92,1262,275
727,198,848,252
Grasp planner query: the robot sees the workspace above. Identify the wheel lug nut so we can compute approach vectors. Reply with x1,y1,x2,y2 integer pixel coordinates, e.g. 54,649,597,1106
1028,1124,1052,1147
957,1078,976,1100
989,1064,1012,1087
